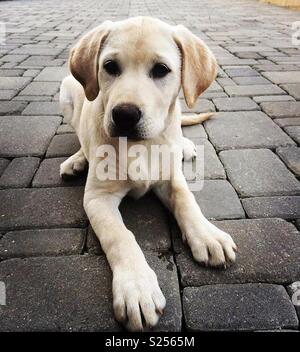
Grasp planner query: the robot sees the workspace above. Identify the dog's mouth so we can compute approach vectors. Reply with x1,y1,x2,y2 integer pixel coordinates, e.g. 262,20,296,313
109,126,146,141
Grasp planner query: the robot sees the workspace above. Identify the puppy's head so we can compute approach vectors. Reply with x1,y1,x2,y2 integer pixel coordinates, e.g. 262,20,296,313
70,17,217,140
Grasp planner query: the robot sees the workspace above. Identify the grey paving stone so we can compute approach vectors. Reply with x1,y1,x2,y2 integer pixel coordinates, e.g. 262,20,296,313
201,91,228,99
261,102,300,118
206,81,223,92
254,64,299,73
262,71,300,84
23,69,40,77
204,112,295,151
19,81,60,96
253,95,295,103
0,187,87,231
242,196,300,220
284,126,300,144
220,149,300,197
18,56,64,68
0,158,10,177
181,99,215,113
0,157,40,188
225,67,260,77
11,46,63,56
274,118,300,127
187,180,245,220
287,282,300,319
34,67,69,81
87,192,171,254
255,330,300,332
56,124,75,134
255,59,274,65
217,58,257,66
226,46,276,53
176,218,300,286
182,123,207,139
22,101,60,115
216,77,236,87
1,54,28,63
0,77,31,91
236,52,262,59
0,48,13,55
0,228,85,259
277,146,300,176
224,85,285,97
232,76,270,85
262,51,287,58
1,62,17,69
0,90,18,100
184,139,226,180
0,101,27,115
32,157,86,187
0,69,24,77
272,58,300,65
13,95,52,102
264,40,300,49
183,284,298,331
0,255,118,332
281,84,300,100
46,134,80,157
0,115,61,157
0,254,182,331
213,97,259,111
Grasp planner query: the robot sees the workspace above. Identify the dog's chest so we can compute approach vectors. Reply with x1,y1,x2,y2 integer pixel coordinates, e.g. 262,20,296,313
127,152,156,198
128,183,151,199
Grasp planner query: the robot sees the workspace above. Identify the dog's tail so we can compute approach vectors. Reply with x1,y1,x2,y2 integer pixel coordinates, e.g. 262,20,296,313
181,112,214,126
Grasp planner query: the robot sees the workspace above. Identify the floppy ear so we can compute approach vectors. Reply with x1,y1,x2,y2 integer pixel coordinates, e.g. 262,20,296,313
173,25,217,108
69,21,112,101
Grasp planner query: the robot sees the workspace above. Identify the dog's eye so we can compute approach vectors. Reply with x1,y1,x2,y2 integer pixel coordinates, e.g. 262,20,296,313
151,63,171,79
103,60,121,76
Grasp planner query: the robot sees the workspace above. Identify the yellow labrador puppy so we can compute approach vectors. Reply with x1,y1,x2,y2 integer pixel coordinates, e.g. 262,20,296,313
59,17,237,331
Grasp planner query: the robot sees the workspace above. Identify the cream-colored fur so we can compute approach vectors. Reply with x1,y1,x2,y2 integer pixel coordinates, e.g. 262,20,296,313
59,17,237,332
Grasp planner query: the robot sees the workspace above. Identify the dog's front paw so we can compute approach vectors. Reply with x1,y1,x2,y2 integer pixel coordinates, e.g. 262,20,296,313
187,223,237,268
112,265,166,331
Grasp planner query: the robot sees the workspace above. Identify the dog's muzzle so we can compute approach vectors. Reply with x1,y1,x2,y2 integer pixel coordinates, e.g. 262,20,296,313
111,103,143,139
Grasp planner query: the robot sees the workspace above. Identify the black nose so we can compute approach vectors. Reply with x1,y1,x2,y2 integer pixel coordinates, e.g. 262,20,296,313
112,104,142,132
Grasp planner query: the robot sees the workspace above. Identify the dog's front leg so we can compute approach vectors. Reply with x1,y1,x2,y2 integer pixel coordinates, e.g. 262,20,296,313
84,189,166,331
154,178,237,267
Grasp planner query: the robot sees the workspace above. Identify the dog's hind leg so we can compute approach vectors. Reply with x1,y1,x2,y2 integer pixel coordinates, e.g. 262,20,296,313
59,76,87,178
182,137,197,161
59,76,74,124
60,148,88,179
59,74,84,128
181,113,214,160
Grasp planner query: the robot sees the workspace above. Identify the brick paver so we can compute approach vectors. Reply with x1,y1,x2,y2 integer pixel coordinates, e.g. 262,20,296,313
0,228,86,259
0,157,40,188
0,0,299,332
205,112,295,151
220,149,300,197
176,219,300,286
0,254,182,331
183,284,298,331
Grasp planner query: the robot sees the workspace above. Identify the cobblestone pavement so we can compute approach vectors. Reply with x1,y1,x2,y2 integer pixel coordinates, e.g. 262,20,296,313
0,0,300,332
